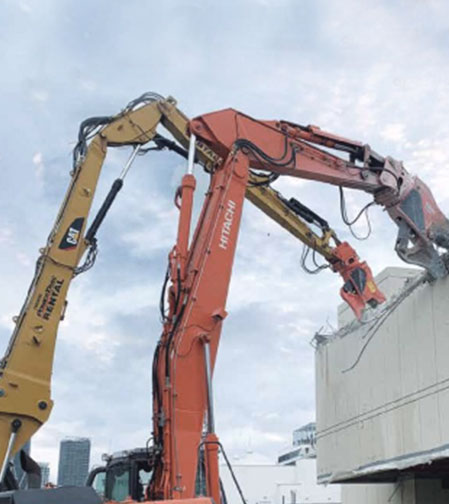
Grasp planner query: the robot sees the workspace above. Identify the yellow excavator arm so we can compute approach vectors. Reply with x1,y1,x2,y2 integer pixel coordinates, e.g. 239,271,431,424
0,93,369,475
0,94,165,473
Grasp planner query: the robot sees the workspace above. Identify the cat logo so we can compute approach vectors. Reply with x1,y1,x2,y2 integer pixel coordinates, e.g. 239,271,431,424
59,217,84,250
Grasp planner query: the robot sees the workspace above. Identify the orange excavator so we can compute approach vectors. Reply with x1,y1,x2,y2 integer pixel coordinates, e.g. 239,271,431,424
146,106,449,504
1,93,448,504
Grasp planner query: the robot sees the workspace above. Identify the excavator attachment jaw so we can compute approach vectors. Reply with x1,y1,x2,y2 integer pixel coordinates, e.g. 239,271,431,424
332,242,386,320
394,218,447,280
377,174,449,280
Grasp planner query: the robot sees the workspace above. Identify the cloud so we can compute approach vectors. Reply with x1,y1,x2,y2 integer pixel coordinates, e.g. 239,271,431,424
18,2,31,14
79,79,97,92
0,227,13,245
381,123,407,143
32,152,43,165
30,90,49,103
32,151,45,181
16,252,31,267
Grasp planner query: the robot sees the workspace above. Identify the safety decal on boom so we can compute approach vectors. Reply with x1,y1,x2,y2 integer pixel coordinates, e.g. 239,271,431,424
59,217,84,250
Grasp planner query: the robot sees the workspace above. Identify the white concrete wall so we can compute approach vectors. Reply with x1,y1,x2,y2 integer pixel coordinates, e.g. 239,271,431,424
315,267,449,484
220,460,341,504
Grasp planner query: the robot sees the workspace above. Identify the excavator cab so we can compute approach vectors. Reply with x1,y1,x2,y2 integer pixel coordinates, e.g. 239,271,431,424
86,448,154,503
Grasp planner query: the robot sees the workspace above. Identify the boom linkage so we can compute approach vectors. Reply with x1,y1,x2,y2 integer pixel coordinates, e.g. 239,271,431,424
158,99,384,317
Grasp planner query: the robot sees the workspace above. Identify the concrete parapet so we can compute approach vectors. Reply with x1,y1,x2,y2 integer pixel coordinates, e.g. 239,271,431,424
315,267,449,488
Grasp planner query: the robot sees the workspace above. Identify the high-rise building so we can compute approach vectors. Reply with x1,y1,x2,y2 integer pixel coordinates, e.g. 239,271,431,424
57,437,91,487
38,462,50,487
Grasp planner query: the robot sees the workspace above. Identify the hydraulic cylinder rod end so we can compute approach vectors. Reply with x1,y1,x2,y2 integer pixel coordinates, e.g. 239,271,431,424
0,419,22,484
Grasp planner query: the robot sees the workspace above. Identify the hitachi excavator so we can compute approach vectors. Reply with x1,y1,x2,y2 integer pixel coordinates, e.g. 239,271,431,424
0,92,448,504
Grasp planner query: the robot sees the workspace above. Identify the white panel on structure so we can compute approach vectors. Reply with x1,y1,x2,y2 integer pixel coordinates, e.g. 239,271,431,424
220,460,341,504
315,267,449,484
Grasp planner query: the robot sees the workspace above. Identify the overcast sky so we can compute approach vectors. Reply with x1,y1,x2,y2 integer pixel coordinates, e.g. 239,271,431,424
1,0,449,482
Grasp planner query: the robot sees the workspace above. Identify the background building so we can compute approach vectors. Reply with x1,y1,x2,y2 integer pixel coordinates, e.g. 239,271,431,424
221,461,340,504
278,423,316,466
38,462,50,487
222,424,340,504
57,437,91,487
292,423,316,448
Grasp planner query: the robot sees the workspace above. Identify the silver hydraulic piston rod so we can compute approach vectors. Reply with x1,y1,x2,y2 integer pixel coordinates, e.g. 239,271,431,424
203,342,215,434
0,419,21,484
187,133,196,175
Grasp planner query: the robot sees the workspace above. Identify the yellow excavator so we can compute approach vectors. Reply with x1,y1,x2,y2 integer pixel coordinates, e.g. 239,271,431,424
0,93,400,502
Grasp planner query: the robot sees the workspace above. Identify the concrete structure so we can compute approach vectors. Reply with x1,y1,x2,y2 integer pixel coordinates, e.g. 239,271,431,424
221,460,340,504
315,267,449,503
341,479,449,504
57,437,91,487
38,462,50,487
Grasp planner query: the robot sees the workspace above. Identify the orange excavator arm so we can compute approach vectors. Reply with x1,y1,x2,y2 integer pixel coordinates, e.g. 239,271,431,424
157,100,385,319
190,109,449,279
148,107,449,504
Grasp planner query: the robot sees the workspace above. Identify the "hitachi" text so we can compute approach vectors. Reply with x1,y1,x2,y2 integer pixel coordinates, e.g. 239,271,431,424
219,200,236,250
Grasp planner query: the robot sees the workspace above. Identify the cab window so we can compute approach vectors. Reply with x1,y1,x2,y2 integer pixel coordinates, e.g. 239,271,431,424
106,463,130,502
